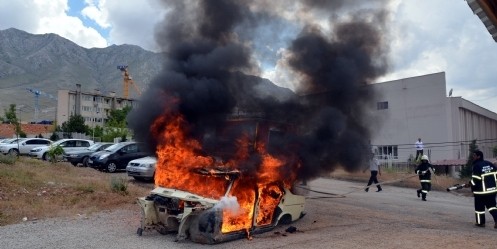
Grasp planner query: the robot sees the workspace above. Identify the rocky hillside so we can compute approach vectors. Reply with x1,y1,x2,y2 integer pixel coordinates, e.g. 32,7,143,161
0,28,163,122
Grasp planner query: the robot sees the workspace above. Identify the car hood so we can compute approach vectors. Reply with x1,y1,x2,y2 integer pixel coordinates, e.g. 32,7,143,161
129,156,157,164
150,187,219,206
90,150,111,157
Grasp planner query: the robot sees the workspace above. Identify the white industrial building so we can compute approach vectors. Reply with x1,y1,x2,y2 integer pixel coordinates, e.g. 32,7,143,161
370,72,497,172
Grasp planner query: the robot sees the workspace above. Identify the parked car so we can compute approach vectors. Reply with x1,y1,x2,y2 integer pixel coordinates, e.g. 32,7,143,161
0,138,13,144
0,138,24,144
63,142,114,166
0,138,52,156
29,139,94,161
126,156,156,181
88,142,150,173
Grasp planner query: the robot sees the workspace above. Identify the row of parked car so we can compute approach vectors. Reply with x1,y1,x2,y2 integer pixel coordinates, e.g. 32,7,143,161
0,138,157,181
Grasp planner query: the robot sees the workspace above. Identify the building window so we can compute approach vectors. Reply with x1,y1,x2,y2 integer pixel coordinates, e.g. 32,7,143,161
377,101,388,110
377,145,398,159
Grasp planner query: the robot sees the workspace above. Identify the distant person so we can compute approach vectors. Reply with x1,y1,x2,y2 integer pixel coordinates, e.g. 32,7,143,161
415,155,435,201
464,150,497,228
415,138,423,160
364,153,382,192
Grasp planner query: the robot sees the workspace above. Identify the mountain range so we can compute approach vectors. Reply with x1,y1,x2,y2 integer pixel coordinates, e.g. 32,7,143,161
0,28,163,122
0,28,295,124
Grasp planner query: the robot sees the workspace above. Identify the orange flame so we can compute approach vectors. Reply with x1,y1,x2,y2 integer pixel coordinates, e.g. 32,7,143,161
153,112,298,233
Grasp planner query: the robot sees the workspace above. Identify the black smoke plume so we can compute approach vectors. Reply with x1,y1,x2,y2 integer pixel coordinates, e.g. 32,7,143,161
128,0,390,181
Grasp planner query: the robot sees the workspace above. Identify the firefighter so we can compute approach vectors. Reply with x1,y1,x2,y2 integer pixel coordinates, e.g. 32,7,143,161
415,155,435,201
465,150,497,228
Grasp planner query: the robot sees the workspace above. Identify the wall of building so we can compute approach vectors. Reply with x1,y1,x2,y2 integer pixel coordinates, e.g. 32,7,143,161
448,97,497,160
371,72,451,162
370,72,497,165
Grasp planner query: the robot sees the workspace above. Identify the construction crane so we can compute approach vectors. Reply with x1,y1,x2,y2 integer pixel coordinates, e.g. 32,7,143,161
117,65,142,98
26,88,57,123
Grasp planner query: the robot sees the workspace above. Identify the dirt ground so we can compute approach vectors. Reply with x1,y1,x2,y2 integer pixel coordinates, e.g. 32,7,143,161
2,177,496,249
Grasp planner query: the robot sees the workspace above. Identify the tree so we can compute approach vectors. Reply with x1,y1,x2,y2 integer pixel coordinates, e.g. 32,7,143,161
459,139,478,178
3,104,22,137
102,106,132,142
61,114,89,134
50,126,61,141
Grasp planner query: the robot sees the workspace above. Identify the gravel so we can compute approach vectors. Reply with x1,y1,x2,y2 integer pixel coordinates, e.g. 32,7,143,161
1,178,496,249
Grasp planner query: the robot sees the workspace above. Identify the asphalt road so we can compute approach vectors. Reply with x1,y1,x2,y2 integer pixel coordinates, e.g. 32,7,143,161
1,178,496,249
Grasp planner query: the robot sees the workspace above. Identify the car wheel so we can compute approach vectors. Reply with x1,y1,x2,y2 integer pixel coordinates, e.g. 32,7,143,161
277,214,292,225
106,162,117,173
42,153,48,161
8,149,19,157
82,157,89,167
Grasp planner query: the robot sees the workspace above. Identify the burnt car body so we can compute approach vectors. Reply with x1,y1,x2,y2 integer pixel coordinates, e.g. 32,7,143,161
136,169,305,244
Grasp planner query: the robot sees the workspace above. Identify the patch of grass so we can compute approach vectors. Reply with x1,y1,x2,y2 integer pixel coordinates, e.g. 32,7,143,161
74,184,95,194
0,157,152,226
0,154,17,165
110,177,128,195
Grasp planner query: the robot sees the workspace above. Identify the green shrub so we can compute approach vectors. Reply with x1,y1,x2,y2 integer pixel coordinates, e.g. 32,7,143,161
0,154,17,165
47,145,64,163
110,177,128,195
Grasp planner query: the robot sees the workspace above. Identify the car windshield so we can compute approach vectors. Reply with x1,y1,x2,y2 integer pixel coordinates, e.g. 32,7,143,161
1,139,14,144
104,143,125,152
7,139,21,144
86,143,104,151
52,140,66,146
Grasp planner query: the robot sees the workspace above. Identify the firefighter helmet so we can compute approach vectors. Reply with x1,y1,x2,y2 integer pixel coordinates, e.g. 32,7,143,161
421,155,429,161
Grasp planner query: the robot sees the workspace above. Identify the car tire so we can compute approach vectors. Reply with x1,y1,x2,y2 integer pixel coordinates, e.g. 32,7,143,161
277,214,292,225
82,157,89,167
106,162,118,173
8,149,18,157
42,153,48,161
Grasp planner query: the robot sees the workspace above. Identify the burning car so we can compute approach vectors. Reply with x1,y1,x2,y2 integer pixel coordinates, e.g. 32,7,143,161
137,167,305,244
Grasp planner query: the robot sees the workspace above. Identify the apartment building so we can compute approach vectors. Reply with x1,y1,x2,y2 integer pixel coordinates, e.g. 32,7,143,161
56,84,138,127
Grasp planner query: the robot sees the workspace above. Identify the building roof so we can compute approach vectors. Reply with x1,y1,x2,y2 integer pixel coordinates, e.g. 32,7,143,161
0,124,54,138
467,0,497,42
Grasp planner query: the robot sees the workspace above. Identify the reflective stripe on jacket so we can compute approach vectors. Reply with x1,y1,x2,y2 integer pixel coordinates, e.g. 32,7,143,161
471,159,497,195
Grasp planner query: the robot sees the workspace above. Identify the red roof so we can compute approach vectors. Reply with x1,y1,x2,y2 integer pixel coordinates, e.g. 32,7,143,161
0,123,54,138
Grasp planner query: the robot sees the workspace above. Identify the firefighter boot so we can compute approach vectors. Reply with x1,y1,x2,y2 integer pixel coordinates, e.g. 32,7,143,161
417,190,421,198
421,193,426,201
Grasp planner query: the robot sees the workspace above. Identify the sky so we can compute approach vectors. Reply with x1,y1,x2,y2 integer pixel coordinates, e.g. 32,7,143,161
1,0,497,113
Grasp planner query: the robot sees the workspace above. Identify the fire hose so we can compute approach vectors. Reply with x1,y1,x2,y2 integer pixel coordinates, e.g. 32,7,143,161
446,183,468,191
296,174,420,199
